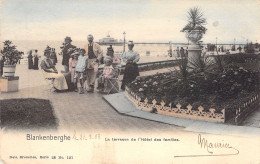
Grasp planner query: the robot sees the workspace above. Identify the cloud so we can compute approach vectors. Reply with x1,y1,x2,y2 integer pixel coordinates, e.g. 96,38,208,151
1,0,259,43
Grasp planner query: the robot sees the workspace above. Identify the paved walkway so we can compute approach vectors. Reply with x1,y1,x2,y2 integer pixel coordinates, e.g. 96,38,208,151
1,64,259,135
0,64,183,134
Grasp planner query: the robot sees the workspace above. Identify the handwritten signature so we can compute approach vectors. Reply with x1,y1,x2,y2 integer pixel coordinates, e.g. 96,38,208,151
72,130,101,141
174,134,239,158
72,130,88,141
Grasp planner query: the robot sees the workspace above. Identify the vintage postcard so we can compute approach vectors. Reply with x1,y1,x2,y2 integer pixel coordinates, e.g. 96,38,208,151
0,0,260,163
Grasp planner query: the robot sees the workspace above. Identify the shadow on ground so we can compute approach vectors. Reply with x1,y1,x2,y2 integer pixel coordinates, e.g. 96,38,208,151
0,98,58,130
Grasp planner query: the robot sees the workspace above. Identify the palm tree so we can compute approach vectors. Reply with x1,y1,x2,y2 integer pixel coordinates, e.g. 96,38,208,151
181,7,207,34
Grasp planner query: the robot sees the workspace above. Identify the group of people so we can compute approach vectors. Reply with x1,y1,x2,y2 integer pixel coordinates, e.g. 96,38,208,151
40,34,140,93
28,48,57,70
27,50,40,70
49,47,58,65
176,47,188,58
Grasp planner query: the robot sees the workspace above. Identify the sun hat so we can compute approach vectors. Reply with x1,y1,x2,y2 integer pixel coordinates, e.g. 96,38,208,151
104,56,113,63
44,46,51,54
65,36,72,42
127,41,134,45
71,51,79,57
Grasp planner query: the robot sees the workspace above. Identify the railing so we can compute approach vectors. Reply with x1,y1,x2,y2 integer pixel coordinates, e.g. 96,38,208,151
98,59,178,74
119,59,178,74
233,94,259,125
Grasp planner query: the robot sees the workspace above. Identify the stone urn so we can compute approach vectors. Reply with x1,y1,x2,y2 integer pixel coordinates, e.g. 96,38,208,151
185,30,204,68
185,30,203,45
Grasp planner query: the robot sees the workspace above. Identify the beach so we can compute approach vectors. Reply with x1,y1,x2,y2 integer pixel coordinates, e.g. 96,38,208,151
11,40,240,64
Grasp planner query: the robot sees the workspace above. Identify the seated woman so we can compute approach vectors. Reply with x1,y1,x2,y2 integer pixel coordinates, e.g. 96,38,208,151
97,56,118,93
41,48,68,91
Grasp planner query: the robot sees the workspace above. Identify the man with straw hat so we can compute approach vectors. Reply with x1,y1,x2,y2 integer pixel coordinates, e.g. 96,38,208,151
84,34,103,93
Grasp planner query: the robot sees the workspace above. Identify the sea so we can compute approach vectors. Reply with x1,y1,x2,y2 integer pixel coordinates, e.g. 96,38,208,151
8,40,236,64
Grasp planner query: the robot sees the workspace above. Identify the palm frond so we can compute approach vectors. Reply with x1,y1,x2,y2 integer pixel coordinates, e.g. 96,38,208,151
182,7,207,33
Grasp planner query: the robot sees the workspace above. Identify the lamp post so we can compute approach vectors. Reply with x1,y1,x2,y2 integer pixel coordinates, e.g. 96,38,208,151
234,38,236,51
216,37,218,54
123,32,126,52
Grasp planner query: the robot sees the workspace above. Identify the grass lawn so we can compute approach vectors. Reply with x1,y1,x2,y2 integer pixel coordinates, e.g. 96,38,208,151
0,98,58,130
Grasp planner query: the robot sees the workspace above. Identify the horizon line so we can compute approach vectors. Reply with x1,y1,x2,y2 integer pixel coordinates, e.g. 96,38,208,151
1,39,254,45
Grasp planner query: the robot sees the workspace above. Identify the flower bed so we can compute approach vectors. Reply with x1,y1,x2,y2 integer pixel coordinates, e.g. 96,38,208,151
126,86,226,122
126,65,260,123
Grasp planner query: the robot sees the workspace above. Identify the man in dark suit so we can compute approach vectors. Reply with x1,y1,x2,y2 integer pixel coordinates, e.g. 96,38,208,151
62,36,76,72
0,54,4,76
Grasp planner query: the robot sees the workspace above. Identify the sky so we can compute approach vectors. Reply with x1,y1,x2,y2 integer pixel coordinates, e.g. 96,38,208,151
0,0,259,43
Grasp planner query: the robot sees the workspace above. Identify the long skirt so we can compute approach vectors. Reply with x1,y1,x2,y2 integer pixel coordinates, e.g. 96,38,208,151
121,63,139,90
70,68,76,83
42,70,68,90
34,57,39,70
28,58,33,69
0,60,3,76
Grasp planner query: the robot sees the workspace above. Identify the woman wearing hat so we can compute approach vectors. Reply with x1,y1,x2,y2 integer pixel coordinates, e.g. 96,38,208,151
41,48,68,91
69,50,79,92
62,36,76,72
33,50,40,70
27,50,34,69
121,41,140,90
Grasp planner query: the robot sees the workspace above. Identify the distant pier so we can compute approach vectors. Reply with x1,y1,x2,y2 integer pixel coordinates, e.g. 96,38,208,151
98,42,246,46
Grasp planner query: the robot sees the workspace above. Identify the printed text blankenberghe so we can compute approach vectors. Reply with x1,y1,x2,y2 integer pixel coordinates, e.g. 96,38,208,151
27,134,70,142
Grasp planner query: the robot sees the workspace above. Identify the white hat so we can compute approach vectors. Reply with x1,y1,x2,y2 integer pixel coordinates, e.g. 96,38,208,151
127,41,134,45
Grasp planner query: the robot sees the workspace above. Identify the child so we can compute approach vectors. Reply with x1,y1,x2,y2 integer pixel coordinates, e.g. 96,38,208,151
97,56,117,93
74,49,88,94
106,45,121,67
69,51,78,92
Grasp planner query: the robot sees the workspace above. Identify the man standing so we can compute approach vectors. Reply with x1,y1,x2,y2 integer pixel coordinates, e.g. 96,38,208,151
0,53,4,76
180,47,185,58
50,48,58,65
84,34,103,93
176,47,180,58
62,36,76,72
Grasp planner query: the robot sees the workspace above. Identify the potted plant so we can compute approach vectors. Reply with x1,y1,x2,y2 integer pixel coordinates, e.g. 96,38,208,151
181,7,207,44
1,40,23,77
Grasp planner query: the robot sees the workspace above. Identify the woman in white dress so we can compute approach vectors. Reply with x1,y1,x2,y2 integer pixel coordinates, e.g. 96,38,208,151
121,41,140,90
40,48,68,91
